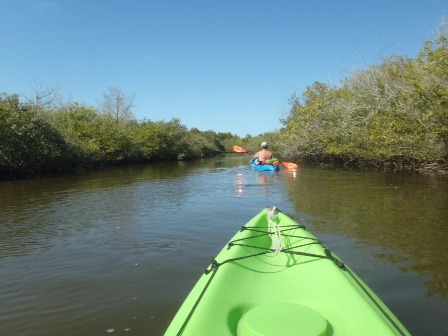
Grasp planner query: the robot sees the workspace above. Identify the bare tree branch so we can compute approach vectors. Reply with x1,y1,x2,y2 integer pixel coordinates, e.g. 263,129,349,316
21,81,60,112
101,86,135,122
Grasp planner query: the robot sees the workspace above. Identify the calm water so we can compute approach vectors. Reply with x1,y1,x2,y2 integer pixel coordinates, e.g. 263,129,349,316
1,154,447,336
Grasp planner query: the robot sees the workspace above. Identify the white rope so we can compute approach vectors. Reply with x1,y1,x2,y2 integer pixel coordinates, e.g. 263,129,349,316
268,207,282,254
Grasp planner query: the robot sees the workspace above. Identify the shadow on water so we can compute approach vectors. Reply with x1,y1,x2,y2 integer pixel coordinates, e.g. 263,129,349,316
0,154,253,335
284,168,448,299
0,155,248,259
1,154,447,335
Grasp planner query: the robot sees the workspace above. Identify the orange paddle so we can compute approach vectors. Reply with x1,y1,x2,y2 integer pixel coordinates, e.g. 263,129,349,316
281,162,299,170
234,145,299,169
233,145,248,153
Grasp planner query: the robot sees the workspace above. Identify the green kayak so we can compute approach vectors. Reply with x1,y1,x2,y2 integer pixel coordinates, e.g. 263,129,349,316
165,207,410,336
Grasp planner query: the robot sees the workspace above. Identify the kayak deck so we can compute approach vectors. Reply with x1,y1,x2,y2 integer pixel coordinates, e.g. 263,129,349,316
249,158,279,171
165,207,410,336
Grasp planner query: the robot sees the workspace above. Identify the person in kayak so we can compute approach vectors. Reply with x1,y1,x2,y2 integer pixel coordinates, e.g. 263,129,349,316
253,141,274,164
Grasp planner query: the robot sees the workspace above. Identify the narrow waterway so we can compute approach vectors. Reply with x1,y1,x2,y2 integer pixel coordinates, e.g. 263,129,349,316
0,154,447,335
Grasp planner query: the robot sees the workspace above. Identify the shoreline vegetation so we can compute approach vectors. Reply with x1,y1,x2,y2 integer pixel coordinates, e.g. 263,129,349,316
275,24,448,176
1,24,447,180
0,94,246,180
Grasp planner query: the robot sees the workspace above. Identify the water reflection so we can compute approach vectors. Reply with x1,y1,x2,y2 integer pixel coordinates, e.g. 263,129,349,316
1,156,447,336
252,171,269,194
234,173,245,197
284,168,448,299
0,155,250,260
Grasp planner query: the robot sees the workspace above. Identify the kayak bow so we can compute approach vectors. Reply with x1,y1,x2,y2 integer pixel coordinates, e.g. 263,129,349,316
165,207,410,336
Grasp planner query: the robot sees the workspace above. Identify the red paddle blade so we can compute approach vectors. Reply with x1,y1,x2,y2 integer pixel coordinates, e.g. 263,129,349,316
233,145,248,153
282,162,299,169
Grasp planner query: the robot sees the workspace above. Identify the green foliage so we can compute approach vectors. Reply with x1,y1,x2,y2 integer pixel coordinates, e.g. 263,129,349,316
5,24,446,176
0,93,77,176
0,96,232,178
134,118,189,160
237,133,280,155
280,27,448,166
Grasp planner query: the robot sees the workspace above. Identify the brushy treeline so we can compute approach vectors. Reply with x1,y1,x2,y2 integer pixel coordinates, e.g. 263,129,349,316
0,94,242,179
278,25,448,169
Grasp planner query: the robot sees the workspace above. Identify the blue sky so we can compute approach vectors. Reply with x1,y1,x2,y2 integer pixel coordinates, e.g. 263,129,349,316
1,1,447,136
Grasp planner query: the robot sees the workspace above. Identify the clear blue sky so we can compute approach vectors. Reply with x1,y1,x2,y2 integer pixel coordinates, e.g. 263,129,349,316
1,1,447,136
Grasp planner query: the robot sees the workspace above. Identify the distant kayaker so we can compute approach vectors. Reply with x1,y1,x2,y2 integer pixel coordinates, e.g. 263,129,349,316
253,141,274,163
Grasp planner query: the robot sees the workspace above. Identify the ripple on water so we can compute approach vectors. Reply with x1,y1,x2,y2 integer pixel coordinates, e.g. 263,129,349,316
1,159,447,336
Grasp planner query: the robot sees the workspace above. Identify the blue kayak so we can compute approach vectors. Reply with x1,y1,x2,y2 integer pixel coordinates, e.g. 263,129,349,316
249,158,280,171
